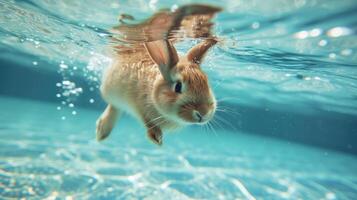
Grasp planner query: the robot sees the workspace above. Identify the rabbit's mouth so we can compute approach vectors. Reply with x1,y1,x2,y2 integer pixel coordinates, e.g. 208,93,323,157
192,109,215,124
177,105,215,125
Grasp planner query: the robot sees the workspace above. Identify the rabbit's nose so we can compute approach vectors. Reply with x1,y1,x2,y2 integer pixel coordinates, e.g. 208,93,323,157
193,110,203,122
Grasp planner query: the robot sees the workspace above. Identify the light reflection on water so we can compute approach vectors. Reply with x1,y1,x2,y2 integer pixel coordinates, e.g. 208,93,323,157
1,0,357,115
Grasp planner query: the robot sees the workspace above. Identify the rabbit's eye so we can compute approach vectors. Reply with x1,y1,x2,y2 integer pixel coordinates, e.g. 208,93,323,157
174,81,182,93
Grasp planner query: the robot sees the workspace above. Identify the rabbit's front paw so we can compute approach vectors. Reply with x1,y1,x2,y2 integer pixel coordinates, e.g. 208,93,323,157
147,127,163,146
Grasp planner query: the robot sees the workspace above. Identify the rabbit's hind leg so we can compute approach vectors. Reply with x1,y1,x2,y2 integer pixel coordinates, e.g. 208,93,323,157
96,104,119,141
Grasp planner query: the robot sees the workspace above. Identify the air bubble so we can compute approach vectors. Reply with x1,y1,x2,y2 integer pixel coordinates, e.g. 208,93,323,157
251,22,260,29
32,61,38,66
329,53,336,59
72,111,77,115
98,33,107,37
318,40,327,47
57,106,61,110
325,192,336,200
60,63,68,69
89,99,95,103
61,116,66,120
309,28,322,37
294,30,308,39
62,80,71,85
68,103,74,108
327,27,352,38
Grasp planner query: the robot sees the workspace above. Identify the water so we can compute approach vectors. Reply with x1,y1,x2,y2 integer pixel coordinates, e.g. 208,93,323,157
1,0,357,199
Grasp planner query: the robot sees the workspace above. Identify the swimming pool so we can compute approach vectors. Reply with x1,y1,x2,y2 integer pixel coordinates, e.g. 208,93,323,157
1,0,357,199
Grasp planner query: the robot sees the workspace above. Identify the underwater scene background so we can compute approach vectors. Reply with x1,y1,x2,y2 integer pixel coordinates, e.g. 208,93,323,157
0,0,357,199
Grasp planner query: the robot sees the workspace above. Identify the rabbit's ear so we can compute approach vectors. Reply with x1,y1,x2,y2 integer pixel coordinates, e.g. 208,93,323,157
145,40,179,82
187,38,217,64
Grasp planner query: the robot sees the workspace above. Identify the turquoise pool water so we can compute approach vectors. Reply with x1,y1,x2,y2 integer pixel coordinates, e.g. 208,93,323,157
1,97,357,199
1,0,357,199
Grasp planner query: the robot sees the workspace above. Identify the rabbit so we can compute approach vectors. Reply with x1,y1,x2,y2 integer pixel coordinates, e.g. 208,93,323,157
96,4,221,145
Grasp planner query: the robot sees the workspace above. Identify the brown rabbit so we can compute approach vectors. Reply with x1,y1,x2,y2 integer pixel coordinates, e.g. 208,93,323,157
96,5,221,145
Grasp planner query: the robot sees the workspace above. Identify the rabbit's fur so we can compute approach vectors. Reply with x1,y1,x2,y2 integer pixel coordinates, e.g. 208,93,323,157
96,5,220,145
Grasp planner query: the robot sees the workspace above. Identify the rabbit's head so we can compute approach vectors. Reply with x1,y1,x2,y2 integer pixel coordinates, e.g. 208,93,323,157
145,39,217,125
